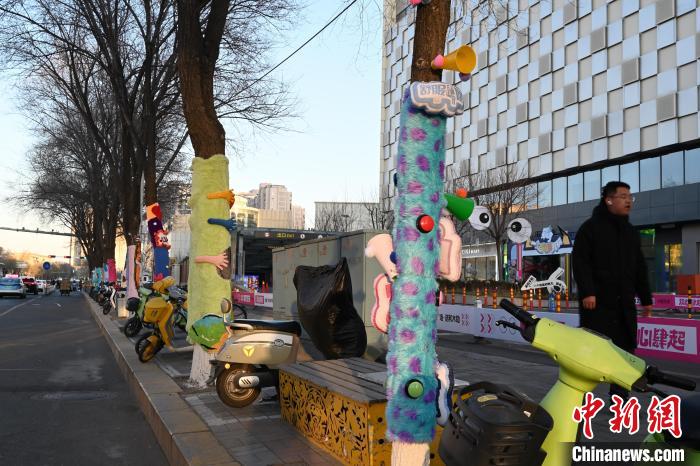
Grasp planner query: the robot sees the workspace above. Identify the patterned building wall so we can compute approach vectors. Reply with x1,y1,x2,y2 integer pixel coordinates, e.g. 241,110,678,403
380,0,700,205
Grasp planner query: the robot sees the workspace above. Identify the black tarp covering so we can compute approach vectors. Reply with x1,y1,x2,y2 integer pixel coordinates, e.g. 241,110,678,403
293,258,367,359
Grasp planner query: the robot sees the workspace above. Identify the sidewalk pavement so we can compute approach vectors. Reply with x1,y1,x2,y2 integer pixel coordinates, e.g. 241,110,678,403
85,295,700,466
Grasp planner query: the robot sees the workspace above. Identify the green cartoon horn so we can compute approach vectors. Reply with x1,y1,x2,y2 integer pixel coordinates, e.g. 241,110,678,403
444,192,475,220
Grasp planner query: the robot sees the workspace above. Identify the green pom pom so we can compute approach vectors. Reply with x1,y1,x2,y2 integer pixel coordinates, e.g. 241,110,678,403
406,379,424,399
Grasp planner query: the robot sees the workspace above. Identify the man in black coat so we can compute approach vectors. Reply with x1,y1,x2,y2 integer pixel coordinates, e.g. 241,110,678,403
572,181,653,399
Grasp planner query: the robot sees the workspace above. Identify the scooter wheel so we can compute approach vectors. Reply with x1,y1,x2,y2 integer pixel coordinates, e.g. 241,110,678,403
102,303,112,315
124,317,142,337
136,334,163,363
216,364,260,408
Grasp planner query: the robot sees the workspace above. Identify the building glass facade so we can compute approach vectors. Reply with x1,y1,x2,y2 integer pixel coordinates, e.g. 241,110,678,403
381,0,700,291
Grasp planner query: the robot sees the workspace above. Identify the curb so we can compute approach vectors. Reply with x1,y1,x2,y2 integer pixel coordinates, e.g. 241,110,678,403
83,293,239,466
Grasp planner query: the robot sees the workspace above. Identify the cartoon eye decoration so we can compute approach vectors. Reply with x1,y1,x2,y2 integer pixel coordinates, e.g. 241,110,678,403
469,206,491,231
507,218,532,244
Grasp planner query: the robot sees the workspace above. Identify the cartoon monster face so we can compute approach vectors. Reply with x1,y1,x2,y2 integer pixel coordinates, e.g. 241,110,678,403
154,230,170,249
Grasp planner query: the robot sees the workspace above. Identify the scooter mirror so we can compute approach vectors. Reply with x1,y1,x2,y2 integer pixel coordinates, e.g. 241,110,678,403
220,298,232,314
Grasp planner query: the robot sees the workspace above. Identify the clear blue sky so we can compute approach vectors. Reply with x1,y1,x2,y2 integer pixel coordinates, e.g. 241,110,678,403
0,0,382,257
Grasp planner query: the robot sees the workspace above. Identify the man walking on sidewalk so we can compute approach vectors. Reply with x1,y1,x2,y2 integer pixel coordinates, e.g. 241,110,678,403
572,181,653,400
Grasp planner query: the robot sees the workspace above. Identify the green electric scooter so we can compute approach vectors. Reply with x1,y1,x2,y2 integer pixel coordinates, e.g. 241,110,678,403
439,299,699,466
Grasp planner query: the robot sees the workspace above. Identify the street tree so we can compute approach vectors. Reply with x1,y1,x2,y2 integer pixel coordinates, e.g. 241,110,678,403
314,202,356,232
20,107,120,272
0,247,19,275
362,189,394,231
174,0,299,385
377,1,528,462
0,0,190,287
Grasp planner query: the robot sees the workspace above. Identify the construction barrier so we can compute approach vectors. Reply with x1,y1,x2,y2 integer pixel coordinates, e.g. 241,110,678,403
437,304,700,364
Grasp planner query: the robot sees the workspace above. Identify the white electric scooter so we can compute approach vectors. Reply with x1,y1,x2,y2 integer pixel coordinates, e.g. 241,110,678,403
207,302,302,408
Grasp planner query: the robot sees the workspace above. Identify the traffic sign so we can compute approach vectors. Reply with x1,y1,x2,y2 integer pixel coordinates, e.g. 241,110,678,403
43,261,51,270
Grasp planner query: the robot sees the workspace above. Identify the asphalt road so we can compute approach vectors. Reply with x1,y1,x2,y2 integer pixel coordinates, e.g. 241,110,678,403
0,291,167,466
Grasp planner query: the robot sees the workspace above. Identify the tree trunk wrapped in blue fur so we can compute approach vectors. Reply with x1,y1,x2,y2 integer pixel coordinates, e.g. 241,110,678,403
386,86,448,443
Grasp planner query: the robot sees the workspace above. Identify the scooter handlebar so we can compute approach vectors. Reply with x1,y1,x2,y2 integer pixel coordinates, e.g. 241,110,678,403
498,299,539,343
646,366,696,391
499,299,539,325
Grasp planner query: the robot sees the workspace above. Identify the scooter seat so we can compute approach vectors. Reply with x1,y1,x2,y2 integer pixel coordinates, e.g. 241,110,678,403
664,394,700,448
232,319,302,336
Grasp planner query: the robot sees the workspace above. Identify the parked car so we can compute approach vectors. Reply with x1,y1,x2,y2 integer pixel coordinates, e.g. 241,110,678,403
21,277,38,295
0,277,27,299
36,280,47,293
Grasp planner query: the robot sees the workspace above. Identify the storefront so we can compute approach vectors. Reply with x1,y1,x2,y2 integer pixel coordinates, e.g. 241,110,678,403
512,226,577,294
461,243,498,281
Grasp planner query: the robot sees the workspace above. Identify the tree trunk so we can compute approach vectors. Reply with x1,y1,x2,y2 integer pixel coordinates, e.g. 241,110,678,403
176,0,232,386
410,1,451,82
175,0,228,158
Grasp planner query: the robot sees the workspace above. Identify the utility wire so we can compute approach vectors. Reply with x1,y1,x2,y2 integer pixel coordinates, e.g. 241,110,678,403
243,0,360,92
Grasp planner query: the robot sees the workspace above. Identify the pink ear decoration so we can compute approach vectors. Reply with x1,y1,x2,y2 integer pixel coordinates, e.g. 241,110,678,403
195,252,229,271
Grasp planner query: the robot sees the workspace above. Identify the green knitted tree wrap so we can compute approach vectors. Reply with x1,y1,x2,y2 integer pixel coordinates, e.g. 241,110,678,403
187,154,231,344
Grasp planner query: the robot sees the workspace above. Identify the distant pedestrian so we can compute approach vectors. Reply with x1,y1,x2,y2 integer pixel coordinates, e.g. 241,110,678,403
572,181,653,400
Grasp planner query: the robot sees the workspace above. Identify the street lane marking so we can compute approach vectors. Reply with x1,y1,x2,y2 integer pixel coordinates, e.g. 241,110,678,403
0,298,38,317
56,303,62,307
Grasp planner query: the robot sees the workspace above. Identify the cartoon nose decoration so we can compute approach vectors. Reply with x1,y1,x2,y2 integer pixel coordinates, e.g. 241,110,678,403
507,218,532,244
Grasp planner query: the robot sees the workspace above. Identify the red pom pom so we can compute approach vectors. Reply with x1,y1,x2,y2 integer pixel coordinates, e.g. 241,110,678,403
416,215,435,233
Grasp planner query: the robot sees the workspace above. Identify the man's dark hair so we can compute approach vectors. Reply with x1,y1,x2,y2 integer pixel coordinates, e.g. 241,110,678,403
601,181,631,198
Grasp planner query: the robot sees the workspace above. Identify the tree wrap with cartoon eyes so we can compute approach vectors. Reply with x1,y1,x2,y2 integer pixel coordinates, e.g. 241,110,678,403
387,84,457,446
107,258,117,283
146,203,171,281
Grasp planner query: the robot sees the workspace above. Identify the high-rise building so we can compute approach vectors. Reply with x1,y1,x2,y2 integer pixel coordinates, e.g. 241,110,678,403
291,205,306,230
254,183,293,211
231,194,259,228
381,1,700,292
246,183,305,229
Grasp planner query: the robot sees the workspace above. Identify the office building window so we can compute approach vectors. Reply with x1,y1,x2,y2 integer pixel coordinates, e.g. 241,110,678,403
685,148,700,184
538,181,552,208
526,185,538,209
620,161,639,193
601,165,619,187
661,152,684,188
584,170,600,200
640,157,660,191
568,173,583,203
552,177,567,206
